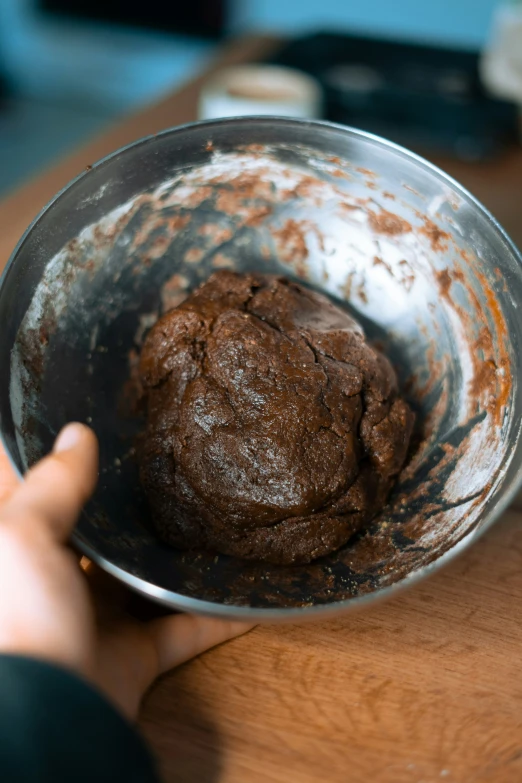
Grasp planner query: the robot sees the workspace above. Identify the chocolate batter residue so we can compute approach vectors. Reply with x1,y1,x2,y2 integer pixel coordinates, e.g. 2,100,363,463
139,271,413,565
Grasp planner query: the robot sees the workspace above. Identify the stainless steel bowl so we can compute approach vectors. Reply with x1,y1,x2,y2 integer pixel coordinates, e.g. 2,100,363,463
1,117,521,620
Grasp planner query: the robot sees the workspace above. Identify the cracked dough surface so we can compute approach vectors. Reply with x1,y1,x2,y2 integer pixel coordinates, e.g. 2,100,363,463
139,271,413,564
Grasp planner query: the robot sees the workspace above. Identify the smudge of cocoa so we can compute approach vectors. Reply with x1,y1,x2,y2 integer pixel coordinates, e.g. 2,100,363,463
419,217,450,252
307,224,326,253
243,205,273,227
373,255,393,276
436,268,452,301
339,202,361,214
356,281,368,303
342,270,355,301
332,169,351,180
166,214,191,234
93,225,105,245
132,212,165,248
271,218,310,277
356,167,377,178
39,325,49,346
239,143,265,154
469,357,497,401
435,262,511,428
184,186,213,209
479,327,507,416
160,273,190,313
472,323,509,426
197,224,233,244
144,235,170,262
212,172,274,208
368,209,412,236
281,174,326,205
16,305,61,403
403,184,421,197
211,254,235,269
493,266,508,294
398,259,416,291
417,358,446,404
184,247,205,264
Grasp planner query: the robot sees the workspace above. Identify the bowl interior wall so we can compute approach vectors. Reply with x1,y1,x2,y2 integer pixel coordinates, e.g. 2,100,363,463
1,119,520,612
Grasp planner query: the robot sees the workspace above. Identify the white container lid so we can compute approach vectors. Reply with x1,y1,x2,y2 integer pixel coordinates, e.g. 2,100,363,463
481,4,522,104
198,65,323,121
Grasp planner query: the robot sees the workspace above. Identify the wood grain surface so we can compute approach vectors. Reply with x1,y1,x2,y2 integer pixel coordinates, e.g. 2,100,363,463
1,35,522,783
141,510,522,783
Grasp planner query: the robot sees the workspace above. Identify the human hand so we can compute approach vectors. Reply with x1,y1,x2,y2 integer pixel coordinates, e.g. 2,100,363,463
0,424,252,719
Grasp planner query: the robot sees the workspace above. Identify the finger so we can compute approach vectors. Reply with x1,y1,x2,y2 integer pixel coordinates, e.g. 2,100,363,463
2,423,98,541
96,614,254,718
0,442,20,504
148,614,255,676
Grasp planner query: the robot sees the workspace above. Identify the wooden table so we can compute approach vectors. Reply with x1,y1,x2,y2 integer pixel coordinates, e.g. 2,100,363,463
2,35,522,783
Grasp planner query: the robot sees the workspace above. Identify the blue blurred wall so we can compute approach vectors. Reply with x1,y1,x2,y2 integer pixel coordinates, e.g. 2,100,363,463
236,0,500,49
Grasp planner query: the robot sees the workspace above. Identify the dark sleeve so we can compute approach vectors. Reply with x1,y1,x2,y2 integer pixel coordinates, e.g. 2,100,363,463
0,655,160,783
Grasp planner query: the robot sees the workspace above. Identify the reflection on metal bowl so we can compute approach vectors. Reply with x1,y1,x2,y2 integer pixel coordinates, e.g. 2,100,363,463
0,117,521,620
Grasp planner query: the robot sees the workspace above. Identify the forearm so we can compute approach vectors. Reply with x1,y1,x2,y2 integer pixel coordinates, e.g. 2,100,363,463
0,655,159,783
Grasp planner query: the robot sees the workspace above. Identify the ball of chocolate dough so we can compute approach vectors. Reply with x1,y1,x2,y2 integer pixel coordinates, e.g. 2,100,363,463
139,270,413,565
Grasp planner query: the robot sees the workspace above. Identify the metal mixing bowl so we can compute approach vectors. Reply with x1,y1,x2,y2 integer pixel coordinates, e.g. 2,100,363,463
1,117,521,620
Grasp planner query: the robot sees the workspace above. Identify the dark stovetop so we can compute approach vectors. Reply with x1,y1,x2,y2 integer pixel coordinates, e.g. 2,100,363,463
268,32,518,160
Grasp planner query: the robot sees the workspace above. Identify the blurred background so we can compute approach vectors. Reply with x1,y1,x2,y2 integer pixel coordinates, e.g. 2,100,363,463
0,0,519,195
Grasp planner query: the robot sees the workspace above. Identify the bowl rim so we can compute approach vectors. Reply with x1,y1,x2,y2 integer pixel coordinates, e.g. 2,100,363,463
2,115,522,620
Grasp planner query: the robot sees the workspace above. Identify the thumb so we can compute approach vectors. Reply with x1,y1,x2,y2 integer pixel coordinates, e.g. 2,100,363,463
2,423,98,541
